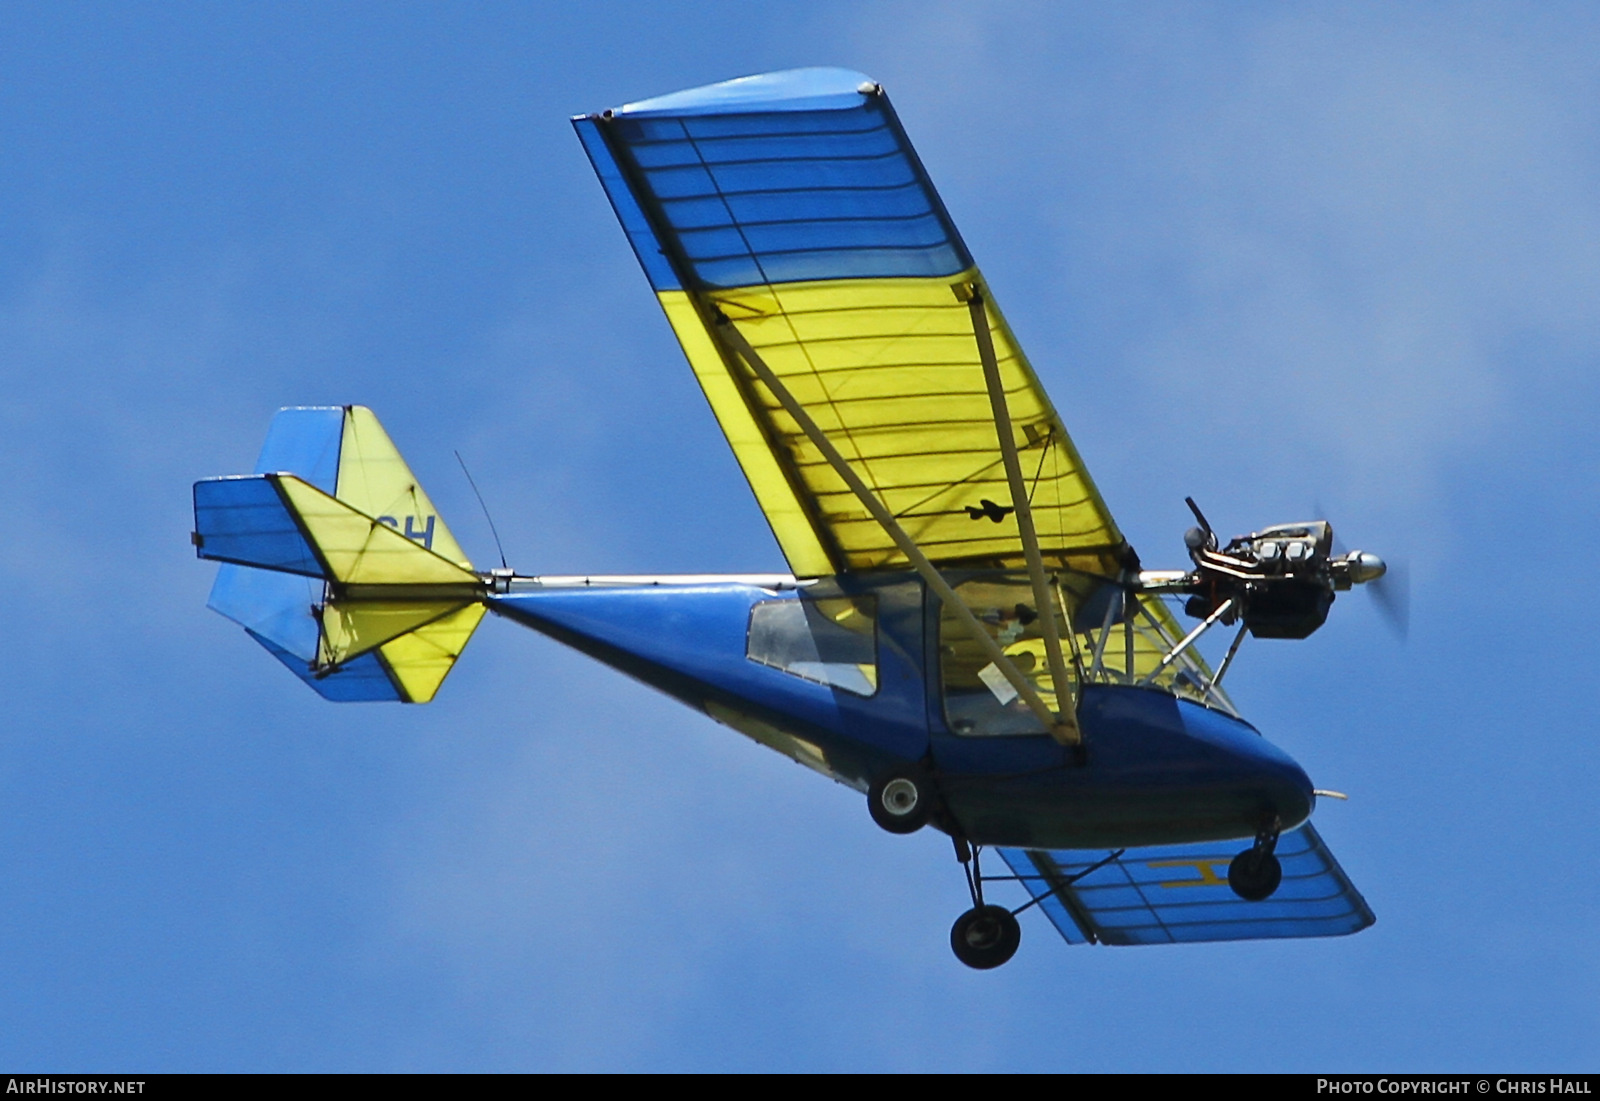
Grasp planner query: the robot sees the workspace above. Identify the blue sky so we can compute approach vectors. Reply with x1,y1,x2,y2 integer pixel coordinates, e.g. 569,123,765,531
2,2,1597,1071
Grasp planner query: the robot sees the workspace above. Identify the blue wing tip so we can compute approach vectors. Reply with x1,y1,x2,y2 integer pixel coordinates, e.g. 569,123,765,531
611,67,877,118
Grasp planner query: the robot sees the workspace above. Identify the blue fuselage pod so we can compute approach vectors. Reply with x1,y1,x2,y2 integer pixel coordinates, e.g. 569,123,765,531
489,574,1312,850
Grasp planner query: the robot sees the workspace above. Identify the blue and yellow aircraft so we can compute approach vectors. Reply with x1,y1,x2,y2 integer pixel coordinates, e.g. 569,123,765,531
192,69,1386,968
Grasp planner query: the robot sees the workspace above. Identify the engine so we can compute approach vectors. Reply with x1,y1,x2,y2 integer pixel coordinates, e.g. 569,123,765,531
1178,512,1386,640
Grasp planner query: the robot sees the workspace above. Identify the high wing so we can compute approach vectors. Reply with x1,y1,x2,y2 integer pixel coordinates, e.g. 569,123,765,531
998,824,1375,946
576,69,1232,735
573,68,1131,584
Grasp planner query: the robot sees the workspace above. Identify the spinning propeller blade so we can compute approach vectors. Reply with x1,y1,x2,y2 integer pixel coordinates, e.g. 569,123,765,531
1367,558,1409,641
1317,502,1408,642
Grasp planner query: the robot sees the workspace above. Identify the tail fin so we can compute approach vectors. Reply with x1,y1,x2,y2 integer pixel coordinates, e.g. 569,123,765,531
193,406,487,703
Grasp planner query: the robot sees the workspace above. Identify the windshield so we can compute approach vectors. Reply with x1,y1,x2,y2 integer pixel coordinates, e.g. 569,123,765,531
939,573,1236,736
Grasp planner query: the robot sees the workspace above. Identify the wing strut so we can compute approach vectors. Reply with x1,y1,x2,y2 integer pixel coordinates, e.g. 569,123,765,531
963,284,1081,744
716,317,1076,745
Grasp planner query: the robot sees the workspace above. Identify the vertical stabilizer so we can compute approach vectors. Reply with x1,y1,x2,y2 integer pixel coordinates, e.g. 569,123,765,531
334,406,471,570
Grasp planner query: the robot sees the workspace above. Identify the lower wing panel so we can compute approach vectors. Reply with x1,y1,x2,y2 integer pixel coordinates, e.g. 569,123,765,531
998,823,1374,946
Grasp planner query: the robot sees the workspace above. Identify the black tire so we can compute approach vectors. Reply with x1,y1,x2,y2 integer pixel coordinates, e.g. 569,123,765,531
867,772,930,834
1228,849,1283,901
950,905,1021,970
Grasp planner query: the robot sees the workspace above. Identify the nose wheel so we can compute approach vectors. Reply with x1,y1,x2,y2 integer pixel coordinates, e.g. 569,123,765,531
1228,817,1282,901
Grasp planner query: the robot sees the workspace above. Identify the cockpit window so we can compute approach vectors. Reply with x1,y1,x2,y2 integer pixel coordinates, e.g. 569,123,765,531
940,577,1063,736
747,595,878,696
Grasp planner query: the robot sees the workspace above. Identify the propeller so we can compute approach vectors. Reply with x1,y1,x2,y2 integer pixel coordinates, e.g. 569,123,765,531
1367,557,1409,640
1317,502,1409,641
1183,496,1217,552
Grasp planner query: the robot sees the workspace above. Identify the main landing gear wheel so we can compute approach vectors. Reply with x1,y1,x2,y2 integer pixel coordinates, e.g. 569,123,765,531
950,905,1021,970
1228,815,1283,901
867,772,930,834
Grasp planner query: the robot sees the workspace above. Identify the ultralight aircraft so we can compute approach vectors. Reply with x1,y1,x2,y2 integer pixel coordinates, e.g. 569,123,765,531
191,69,1385,968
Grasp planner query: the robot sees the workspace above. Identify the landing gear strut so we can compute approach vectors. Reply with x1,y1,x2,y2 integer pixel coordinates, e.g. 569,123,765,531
1228,816,1282,901
944,837,1126,968
950,838,1020,969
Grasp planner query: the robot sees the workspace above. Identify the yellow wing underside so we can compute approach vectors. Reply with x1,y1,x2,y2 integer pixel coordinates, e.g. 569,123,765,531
654,270,1222,698
658,270,1126,581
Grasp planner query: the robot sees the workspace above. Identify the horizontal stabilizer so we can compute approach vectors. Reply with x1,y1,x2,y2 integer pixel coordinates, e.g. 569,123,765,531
195,474,479,588
998,823,1373,947
243,602,487,704
193,476,326,578
208,560,325,659
251,630,405,702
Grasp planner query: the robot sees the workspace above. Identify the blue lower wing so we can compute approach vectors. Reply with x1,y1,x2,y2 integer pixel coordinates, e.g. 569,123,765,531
998,823,1374,947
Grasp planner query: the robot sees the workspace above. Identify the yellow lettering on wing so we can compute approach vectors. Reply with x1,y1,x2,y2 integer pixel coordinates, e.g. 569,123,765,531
1147,858,1231,888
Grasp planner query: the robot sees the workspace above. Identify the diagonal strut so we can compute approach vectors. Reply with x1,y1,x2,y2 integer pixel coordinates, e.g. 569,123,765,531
715,316,1074,744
